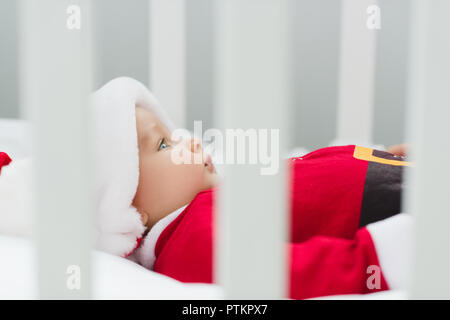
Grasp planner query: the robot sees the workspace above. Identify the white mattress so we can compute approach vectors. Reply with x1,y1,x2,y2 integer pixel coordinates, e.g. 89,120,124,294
0,235,406,300
0,235,223,299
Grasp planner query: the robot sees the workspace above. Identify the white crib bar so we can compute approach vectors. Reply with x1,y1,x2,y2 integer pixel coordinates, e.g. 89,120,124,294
20,0,93,299
406,0,450,299
336,0,378,146
149,0,186,128
215,0,291,298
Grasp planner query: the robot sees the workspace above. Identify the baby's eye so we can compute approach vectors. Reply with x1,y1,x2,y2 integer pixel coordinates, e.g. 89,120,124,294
158,138,170,151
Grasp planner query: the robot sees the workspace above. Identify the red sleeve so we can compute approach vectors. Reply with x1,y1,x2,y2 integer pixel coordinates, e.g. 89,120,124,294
0,152,12,174
288,227,389,299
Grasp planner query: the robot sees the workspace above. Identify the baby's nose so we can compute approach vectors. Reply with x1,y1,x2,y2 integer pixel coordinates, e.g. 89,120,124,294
190,138,202,153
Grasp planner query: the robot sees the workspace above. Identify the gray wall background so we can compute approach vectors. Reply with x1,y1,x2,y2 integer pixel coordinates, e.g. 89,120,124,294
0,0,411,148
0,0,19,118
373,0,411,148
291,0,341,150
93,0,149,90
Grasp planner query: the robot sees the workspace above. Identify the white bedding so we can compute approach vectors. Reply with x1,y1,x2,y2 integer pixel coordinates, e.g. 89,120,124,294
0,235,223,299
0,234,406,300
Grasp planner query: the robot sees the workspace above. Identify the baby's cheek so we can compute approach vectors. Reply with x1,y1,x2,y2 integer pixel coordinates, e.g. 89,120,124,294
186,163,208,189
189,162,205,182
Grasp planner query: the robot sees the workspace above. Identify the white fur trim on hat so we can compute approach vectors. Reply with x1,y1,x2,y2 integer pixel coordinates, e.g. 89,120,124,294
90,77,176,257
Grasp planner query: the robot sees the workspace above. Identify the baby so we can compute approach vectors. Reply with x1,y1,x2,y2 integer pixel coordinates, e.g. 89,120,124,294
89,77,412,299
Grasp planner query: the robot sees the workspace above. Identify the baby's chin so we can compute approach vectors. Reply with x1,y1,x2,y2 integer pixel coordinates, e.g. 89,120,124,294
203,169,219,190
203,153,215,173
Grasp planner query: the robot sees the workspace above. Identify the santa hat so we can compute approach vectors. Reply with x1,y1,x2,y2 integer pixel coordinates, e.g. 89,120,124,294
90,77,176,257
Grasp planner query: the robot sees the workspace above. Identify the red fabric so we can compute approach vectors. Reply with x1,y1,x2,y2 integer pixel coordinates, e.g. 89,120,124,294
154,189,215,283
289,145,368,242
0,152,12,174
152,145,390,299
288,228,388,299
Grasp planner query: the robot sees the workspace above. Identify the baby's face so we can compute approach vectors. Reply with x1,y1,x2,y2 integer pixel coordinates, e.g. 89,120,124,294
132,106,218,229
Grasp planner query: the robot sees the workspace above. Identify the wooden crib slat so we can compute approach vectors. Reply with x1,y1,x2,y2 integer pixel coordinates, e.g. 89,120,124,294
336,0,378,146
20,0,94,299
405,0,450,299
149,0,186,128
214,0,291,299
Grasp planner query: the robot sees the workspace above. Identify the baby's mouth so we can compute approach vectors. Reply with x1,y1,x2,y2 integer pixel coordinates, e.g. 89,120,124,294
204,154,216,173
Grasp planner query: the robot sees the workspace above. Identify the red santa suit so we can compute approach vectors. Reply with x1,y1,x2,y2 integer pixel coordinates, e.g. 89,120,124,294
133,145,413,299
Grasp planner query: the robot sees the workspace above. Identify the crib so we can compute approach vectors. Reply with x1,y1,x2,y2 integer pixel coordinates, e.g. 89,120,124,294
1,0,450,299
